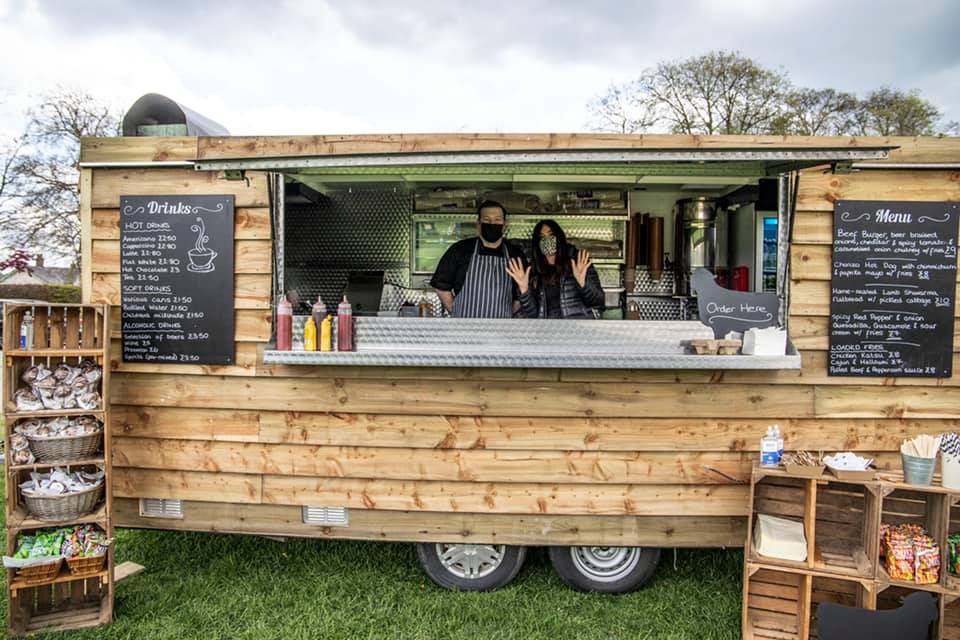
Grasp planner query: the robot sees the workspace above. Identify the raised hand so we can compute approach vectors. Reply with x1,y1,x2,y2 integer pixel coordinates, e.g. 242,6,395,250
571,250,592,287
505,257,531,294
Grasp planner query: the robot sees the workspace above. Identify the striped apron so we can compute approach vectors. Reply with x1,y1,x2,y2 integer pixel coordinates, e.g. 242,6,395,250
452,239,513,318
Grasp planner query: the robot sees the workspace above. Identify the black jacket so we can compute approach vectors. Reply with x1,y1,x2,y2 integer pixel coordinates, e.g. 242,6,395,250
518,248,604,319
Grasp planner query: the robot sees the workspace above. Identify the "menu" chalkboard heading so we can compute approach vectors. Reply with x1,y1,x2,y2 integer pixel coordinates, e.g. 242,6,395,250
120,195,236,365
829,200,958,378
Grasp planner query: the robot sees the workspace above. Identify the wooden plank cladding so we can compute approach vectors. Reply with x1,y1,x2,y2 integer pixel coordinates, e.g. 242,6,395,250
91,207,271,240
109,375,815,417
112,499,746,547
113,468,261,504
194,133,960,164
815,386,960,419
109,406,960,452
795,170,960,211
90,168,268,208
112,437,755,484
260,475,748,516
82,135,960,548
80,136,198,163
108,437,912,486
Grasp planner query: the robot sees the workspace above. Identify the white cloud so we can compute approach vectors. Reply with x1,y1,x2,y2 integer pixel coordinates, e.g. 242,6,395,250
0,0,956,139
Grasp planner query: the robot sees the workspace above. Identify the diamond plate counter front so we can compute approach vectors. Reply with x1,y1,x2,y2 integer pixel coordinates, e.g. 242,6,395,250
265,318,801,369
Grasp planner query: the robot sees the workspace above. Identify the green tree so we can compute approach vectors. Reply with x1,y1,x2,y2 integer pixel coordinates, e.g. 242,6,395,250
847,87,943,136
774,88,859,136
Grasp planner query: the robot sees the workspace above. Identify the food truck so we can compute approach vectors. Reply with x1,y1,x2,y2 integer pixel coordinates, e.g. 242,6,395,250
75,94,960,594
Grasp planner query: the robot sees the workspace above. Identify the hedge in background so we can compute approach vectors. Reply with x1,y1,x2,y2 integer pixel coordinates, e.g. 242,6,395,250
0,284,81,302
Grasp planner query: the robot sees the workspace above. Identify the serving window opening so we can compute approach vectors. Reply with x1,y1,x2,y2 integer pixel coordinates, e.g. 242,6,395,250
276,168,791,325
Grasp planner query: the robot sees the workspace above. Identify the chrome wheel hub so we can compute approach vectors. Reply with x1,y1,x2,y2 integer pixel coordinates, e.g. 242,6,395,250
436,544,505,580
570,546,642,583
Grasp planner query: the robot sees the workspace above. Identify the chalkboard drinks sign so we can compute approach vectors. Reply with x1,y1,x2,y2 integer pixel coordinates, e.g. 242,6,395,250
829,200,958,377
120,195,236,364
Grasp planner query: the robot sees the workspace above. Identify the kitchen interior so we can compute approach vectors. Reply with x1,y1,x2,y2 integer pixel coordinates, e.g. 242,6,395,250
279,168,783,322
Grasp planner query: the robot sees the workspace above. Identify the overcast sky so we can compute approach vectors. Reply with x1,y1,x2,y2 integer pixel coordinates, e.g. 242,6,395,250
0,0,957,139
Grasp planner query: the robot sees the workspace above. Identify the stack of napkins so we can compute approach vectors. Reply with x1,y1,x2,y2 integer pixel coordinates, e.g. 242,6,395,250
742,327,787,356
753,514,807,562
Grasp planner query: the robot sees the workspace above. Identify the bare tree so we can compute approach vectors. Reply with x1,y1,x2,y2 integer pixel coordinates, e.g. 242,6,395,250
587,82,659,133
589,51,792,135
0,88,120,267
775,88,859,136
587,52,956,138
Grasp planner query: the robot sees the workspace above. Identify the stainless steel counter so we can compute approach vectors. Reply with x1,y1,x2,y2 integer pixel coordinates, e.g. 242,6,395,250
263,318,801,369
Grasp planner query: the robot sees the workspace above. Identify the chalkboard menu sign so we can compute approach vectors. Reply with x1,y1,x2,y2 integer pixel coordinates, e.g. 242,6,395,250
691,268,779,338
829,200,958,377
120,195,235,364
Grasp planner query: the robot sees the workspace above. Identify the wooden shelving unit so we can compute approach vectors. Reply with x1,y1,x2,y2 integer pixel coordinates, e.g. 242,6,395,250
2,303,113,636
743,466,960,639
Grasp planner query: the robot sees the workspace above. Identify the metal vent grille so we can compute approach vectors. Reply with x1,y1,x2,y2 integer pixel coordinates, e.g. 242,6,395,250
302,506,349,527
139,498,184,519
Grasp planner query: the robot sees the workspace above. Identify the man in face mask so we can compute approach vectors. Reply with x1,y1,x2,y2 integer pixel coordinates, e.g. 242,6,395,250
431,200,529,318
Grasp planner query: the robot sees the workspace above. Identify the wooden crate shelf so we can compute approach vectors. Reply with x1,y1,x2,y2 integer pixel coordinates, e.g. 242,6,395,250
743,567,807,640
3,302,114,636
6,504,109,533
743,466,960,639
9,566,109,594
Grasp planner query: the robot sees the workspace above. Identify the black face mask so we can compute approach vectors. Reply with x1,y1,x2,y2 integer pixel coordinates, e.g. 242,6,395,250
480,223,504,243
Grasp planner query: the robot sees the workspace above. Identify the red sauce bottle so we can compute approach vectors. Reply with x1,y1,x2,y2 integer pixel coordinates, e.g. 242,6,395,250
337,295,353,352
276,295,293,351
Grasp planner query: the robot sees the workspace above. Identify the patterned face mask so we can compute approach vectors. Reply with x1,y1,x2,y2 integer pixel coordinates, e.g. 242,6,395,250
539,235,558,257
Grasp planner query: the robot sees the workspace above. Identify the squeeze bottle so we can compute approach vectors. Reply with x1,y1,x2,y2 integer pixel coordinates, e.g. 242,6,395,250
276,295,293,351
311,296,326,333
337,295,354,352
320,314,332,352
304,316,317,351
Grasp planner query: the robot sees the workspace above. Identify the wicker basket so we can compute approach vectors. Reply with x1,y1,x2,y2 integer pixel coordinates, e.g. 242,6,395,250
13,558,62,585
65,554,106,577
26,431,102,462
22,482,104,521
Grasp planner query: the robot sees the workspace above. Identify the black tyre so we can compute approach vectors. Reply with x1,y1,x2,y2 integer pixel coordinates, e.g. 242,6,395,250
548,546,660,594
415,543,527,592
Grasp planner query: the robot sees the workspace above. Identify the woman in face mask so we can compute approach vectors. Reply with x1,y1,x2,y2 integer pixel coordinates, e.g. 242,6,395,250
507,219,605,319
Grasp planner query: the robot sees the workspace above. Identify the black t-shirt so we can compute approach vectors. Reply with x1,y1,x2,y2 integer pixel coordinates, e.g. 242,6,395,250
430,238,528,297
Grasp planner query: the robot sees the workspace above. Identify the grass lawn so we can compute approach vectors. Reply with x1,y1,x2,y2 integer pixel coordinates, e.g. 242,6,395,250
0,478,744,640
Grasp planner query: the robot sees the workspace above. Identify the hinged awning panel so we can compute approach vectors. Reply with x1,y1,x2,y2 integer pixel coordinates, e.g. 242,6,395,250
192,147,893,174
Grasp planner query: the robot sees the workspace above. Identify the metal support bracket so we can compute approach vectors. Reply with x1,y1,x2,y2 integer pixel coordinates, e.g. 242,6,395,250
831,162,854,174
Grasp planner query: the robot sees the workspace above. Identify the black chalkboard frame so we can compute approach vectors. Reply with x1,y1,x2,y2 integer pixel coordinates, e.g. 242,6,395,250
828,199,959,378
119,194,236,365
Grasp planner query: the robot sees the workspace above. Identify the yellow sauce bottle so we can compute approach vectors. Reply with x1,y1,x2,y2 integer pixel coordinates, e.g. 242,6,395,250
303,316,317,351
320,314,332,352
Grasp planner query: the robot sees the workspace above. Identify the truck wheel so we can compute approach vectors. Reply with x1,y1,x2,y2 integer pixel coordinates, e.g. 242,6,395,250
548,546,660,594
415,543,526,592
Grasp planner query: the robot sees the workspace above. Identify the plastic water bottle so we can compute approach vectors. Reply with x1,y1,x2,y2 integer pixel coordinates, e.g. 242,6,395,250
760,427,780,467
19,311,34,350
773,424,784,461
